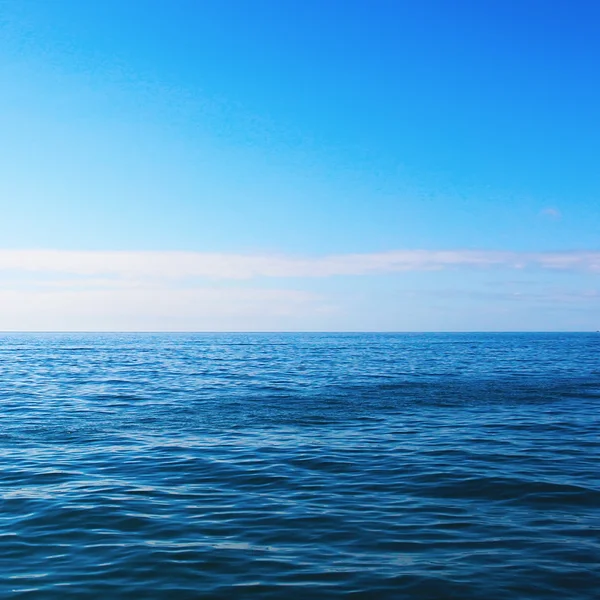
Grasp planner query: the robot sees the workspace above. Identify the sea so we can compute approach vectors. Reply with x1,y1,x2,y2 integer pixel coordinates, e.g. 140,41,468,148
1,332,599,599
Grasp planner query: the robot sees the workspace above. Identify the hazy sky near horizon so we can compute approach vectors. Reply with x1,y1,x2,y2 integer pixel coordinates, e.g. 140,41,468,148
1,0,599,330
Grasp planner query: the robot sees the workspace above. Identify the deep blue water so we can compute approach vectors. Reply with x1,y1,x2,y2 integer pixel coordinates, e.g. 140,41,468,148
1,333,599,599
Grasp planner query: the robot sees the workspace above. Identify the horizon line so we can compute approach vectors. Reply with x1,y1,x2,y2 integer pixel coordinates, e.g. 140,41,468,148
0,330,596,334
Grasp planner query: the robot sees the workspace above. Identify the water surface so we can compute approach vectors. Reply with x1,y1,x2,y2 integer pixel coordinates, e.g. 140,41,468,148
1,333,599,598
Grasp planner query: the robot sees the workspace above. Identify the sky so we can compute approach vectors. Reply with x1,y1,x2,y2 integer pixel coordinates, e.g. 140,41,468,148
1,0,599,331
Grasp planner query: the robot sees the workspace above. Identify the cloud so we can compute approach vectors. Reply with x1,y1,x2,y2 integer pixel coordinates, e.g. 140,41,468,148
0,287,329,331
0,248,599,282
413,287,600,305
540,207,562,220
0,250,598,331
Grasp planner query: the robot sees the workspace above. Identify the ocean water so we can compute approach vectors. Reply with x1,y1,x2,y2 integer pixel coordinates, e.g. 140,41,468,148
1,333,599,599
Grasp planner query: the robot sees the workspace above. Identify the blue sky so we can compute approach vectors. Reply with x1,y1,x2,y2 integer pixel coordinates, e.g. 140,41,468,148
1,0,599,330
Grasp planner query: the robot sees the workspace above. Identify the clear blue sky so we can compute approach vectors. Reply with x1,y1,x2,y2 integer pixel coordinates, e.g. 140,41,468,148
1,0,599,330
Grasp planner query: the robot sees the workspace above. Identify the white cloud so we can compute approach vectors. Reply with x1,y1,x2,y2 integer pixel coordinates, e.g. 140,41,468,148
0,248,599,281
0,287,327,331
540,207,562,220
0,248,598,331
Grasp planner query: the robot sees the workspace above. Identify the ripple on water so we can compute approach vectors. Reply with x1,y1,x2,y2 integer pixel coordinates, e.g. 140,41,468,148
0,333,599,599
